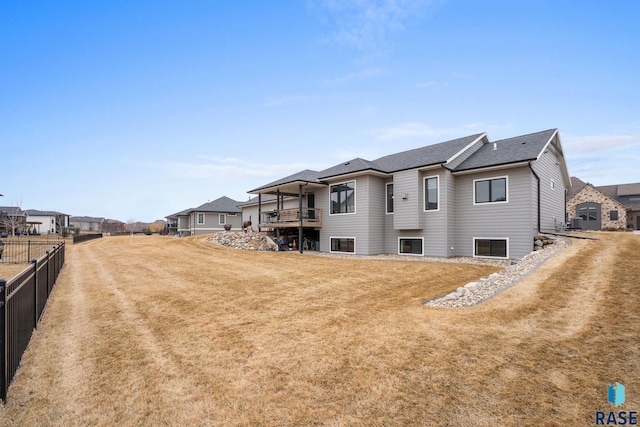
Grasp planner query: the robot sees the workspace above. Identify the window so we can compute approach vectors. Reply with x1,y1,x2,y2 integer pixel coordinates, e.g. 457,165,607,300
630,196,640,202
579,206,597,221
424,176,439,211
474,238,508,258
330,181,355,214
330,237,355,253
474,177,507,204
197,213,205,224
610,210,619,221
399,238,423,255
386,183,394,213
219,214,226,225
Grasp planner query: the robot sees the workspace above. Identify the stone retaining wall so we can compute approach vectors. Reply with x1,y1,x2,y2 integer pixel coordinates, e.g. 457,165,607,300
207,231,277,251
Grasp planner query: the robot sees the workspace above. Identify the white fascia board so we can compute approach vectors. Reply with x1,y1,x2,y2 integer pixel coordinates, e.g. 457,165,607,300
445,133,488,165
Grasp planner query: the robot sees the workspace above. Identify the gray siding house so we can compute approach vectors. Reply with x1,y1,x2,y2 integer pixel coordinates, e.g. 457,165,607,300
166,196,243,236
246,129,570,259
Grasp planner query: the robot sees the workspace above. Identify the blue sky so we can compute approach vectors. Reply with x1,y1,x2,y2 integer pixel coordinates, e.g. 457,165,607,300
2,0,639,222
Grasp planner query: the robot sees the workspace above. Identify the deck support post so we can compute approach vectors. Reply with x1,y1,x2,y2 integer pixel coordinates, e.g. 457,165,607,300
258,194,262,233
298,184,303,254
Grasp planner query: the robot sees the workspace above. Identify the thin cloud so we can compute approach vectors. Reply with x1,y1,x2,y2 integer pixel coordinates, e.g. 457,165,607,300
145,157,329,180
371,121,512,141
313,0,434,51
560,133,640,185
263,94,318,107
323,67,389,84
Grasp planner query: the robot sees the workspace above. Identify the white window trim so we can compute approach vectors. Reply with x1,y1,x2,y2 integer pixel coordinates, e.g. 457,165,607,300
473,175,509,206
329,236,356,254
196,213,205,225
386,182,394,214
329,180,357,216
423,175,440,212
473,237,509,259
398,237,424,256
219,214,226,225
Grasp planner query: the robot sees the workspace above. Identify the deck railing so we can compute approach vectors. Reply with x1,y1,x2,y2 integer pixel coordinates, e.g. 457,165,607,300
259,208,322,228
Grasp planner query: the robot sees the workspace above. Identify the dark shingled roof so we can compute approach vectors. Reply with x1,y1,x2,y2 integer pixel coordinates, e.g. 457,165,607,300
193,196,242,213
454,129,557,172
373,134,483,173
568,176,588,200
317,134,484,179
317,158,382,180
617,183,640,197
166,208,193,218
249,169,322,193
26,209,68,216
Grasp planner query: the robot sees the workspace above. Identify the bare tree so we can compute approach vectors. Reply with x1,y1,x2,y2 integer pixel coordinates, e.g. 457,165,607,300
0,203,25,237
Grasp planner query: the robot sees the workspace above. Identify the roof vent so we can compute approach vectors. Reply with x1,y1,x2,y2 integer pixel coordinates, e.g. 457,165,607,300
493,143,497,150
344,162,350,165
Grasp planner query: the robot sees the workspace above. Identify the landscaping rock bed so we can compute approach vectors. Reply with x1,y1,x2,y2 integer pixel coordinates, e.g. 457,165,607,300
422,235,569,308
207,231,277,251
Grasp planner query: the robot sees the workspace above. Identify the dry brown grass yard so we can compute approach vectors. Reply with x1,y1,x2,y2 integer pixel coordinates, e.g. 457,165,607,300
0,232,638,426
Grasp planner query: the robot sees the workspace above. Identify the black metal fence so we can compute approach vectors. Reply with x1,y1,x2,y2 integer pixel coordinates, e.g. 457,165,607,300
0,241,65,402
72,233,103,244
0,239,65,264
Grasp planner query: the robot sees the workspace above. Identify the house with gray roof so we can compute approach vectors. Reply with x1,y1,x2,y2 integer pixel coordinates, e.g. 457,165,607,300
25,210,70,235
245,129,571,258
166,196,243,236
69,216,105,232
567,177,640,231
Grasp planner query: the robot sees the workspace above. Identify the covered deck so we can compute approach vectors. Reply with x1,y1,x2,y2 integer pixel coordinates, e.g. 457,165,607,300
248,169,327,253
258,207,322,229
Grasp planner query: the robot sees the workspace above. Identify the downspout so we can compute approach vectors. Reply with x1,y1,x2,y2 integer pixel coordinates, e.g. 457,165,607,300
528,161,541,233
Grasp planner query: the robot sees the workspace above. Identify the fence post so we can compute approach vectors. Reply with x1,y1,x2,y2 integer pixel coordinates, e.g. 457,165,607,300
46,250,51,298
33,259,38,329
0,279,6,402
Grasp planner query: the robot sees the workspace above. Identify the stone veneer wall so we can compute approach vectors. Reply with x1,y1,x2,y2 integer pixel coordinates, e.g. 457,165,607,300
566,184,628,230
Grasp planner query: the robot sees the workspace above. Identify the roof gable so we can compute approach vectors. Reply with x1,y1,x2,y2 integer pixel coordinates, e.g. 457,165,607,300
193,196,242,213
317,159,381,180
249,169,322,193
454,129,557,172
373,134,484,173
568,176,588,199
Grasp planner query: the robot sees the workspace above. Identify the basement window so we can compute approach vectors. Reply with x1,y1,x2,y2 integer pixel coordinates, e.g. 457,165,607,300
330,237,355,253
474,238,508,258
399,238,423,255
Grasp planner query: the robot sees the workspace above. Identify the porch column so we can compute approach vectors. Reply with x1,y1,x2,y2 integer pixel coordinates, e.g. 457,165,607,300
258,194,262,232
298,184,303,254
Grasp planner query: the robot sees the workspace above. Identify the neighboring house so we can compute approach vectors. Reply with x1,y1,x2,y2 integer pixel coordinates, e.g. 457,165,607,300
0,206,27,236
69,216,105,232
166,196,243,236
103,219,127,234
25,210,70,235
566,177,640,231
245,129,570,259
